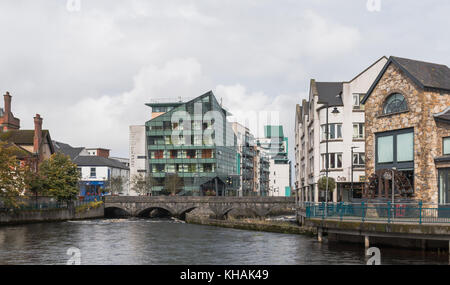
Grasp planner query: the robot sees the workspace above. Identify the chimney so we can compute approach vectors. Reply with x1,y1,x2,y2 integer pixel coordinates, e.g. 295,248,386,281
4,92,11,115
33,114,43,154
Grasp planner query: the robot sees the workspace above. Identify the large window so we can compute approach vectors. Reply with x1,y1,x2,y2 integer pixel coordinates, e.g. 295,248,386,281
321,153,343,169
321,124,342,140
383,93,408,115
353,123,365,139
376,128,414,168
444,137,450,155
353,153,365,168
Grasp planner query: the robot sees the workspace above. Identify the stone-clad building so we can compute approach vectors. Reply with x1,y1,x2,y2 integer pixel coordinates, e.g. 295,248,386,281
362,56,450,204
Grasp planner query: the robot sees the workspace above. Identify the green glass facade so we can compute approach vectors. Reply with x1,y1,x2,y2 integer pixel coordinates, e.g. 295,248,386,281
145,91,239,196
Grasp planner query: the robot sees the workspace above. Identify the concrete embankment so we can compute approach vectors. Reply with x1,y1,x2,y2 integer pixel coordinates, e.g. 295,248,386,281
186,214,316,236
0,203,104,226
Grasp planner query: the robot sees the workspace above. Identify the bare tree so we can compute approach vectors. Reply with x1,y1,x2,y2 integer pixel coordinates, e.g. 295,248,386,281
109,176,124,195
131,173,157,196
163,173,184,196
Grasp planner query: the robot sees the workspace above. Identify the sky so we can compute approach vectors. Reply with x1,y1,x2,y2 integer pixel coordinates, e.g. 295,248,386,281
0,0,449,160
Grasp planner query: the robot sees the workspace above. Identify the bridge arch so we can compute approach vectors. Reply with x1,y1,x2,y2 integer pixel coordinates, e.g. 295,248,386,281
137,206,175,218
178,206,198,220
104,206,131,218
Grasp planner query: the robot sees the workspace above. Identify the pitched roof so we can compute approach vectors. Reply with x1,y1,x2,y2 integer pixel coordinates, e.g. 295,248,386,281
434,107,450,124
362,56,450,104
315,82,343,107
0,129,54,154
53,141,86,160
73,155,129,170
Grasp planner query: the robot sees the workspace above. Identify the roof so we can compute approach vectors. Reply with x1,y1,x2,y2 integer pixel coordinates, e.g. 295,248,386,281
53,141,86,160
73,155,129,170
434,107,450,124
362,56,450,104
0,129,54,154
315,82,343,107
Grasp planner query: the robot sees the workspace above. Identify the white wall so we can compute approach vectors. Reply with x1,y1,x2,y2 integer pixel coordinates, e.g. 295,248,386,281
268,162,290,197
129,125,147,196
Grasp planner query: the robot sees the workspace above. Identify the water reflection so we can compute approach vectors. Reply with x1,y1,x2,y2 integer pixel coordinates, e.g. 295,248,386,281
0,219,447,265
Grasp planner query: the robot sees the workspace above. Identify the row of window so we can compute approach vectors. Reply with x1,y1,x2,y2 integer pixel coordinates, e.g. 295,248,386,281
150,149,214,159
319,123,365,140
150,163,216,173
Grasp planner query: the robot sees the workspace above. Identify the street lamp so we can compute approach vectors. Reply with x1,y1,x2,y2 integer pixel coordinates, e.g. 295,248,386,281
351,146,359,202
325,104,340,208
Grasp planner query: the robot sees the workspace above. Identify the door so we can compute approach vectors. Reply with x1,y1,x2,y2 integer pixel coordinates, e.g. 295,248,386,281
438,169,450,218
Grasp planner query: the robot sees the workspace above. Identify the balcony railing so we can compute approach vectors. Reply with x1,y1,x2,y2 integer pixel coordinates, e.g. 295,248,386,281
303,202,450,224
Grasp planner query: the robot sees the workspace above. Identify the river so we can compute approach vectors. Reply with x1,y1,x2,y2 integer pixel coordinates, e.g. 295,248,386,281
0,219,447,265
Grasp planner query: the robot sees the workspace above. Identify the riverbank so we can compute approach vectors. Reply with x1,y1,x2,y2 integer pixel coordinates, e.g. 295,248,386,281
0,202,104,226
185,215,316,236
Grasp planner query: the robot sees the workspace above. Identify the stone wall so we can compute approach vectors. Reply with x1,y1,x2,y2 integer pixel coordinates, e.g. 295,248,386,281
0,204,104,225
365,63,450,203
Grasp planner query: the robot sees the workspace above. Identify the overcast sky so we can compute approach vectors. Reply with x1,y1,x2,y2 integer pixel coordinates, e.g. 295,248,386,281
0,0,449,159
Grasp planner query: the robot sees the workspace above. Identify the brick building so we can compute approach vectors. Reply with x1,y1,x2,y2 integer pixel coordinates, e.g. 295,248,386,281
361,56,450,204
0,92,54,171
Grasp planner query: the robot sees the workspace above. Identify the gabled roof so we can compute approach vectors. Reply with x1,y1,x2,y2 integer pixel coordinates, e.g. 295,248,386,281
362,56,450,104
53,141,86,160
315,82,343,107
0,129,54,154
434,107,450,124
73,156,129,170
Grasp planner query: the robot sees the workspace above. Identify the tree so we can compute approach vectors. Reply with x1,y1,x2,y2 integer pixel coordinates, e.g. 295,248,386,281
24,169,46,203
0,142,26,208
318,176,336,201
109,176,124,195
131,173,157,196
39,153,79,202
164,173,184,196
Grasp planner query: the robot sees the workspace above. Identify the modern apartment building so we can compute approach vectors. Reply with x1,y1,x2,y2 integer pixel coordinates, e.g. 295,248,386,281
257,125,291,197
133,91,239,196
295,57,387,203
232,122,257,196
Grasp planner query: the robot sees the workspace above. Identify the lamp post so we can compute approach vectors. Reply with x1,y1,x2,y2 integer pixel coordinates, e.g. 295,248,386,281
325,104,340,208
351,146,359,202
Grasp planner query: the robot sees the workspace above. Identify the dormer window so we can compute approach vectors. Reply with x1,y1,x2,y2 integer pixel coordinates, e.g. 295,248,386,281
383,93,407,115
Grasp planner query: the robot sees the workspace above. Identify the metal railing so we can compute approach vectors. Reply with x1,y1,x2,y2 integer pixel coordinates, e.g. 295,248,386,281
302,202,450,225
0,196,104,212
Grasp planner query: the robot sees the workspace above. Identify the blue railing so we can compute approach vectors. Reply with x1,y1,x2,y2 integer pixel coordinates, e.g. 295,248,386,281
304,202,450,224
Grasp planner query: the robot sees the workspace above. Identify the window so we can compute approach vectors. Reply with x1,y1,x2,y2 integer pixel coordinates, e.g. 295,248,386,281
376,129,414,167
444,137,450,155
309,130,314,148
383,93,407,115
353,153,365,168
377,136,394,163
353,123,365,139
321,124,342,140
353,94,365,110
321,153,343,169
90,168,96,178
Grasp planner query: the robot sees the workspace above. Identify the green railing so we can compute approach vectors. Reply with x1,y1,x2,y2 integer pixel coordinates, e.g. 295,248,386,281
304,202,450,224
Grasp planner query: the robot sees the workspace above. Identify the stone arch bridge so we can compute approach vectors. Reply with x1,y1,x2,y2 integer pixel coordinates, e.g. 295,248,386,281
105,196,295,219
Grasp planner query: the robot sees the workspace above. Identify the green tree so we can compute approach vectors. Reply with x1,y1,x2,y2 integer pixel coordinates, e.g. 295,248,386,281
39,153,79,202
0,142,26,208
24,169,46,203
164,173,184,196
318,176,336,201
131,173,157,196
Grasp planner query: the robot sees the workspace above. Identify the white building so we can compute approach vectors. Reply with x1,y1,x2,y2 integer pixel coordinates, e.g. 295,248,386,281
129,125,148,195
295,57,387,203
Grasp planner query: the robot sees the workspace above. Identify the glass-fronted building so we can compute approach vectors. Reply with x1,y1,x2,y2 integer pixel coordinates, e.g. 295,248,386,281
145,91,239,196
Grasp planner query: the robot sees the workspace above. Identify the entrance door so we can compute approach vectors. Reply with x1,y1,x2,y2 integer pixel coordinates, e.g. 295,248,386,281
439,169,450,204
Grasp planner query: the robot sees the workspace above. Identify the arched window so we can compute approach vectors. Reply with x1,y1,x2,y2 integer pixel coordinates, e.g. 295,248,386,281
383,93,408,115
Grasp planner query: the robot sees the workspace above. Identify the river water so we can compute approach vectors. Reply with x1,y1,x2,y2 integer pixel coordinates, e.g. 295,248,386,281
0,219,447,265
